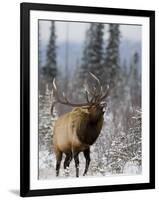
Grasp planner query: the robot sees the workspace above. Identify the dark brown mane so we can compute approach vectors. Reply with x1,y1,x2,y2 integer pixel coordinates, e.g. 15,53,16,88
69,107,104,145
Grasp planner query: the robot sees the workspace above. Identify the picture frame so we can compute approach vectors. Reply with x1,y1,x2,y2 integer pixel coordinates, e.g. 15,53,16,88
20,2,155,197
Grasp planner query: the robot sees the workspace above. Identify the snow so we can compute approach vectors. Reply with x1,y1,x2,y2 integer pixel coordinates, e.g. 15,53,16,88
123,161,142,174
38,86,142,179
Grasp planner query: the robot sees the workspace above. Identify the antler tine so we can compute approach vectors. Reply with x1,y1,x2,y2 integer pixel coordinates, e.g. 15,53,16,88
53,78,65,104
89,72,104,103
85,85,96,103
84,84,90,103
89,72,102,94
50,101,56,115
84,83,100,104
89,72,100,86
100,85,103,95
93,85,105,103
62,92,69,103
52,78,62,103
53,78,57,91
50,79,57,115
100,85,110,101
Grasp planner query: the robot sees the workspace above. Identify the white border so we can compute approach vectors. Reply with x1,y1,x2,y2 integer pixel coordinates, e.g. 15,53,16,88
30,10,150,190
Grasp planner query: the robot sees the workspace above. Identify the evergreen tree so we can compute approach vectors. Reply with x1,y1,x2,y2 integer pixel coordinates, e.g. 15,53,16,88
38,84,58,177
42,21,57,85
129,52,141,106
123,59,128,76
104,24,120,86
38,22,42,69
38,21,48,94
79,23,104,83
103,24,121,131
79,27,90,81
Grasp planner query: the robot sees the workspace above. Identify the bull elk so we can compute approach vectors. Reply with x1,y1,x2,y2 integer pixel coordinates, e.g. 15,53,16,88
51,73,110,177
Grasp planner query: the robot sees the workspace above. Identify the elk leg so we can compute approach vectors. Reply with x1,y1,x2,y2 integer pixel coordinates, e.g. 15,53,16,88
55,151,62,177
73,152,79,177
83,148,91,176
64,152,72,169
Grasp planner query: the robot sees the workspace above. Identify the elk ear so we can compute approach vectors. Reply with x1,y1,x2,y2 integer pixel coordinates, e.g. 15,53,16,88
87,105,95,112
84,108,90,114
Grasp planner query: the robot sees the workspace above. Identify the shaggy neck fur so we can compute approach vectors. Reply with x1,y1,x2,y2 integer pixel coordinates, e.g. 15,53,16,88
71,107,104,145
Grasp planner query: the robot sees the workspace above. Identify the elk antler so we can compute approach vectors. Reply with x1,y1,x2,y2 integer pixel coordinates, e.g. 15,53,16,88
52,79,94,107
88,72,110,104
51,73,110,109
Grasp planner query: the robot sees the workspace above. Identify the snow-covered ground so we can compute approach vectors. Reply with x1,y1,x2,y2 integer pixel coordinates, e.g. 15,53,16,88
38,88,142,180
39,148,141,179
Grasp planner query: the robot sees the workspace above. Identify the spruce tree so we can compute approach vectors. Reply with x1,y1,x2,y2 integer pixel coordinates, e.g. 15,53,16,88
38,22,42,69
129,52,140,106
104,24,120,86
79,27,90,82
79,23,104,83
42,21,57,85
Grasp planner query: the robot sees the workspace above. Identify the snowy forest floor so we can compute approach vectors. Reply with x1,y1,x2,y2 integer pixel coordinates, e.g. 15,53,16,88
39,148,141,180
38,89,142,180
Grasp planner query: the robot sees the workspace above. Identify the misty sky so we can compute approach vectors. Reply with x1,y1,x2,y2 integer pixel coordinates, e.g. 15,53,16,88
39,20,141,45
